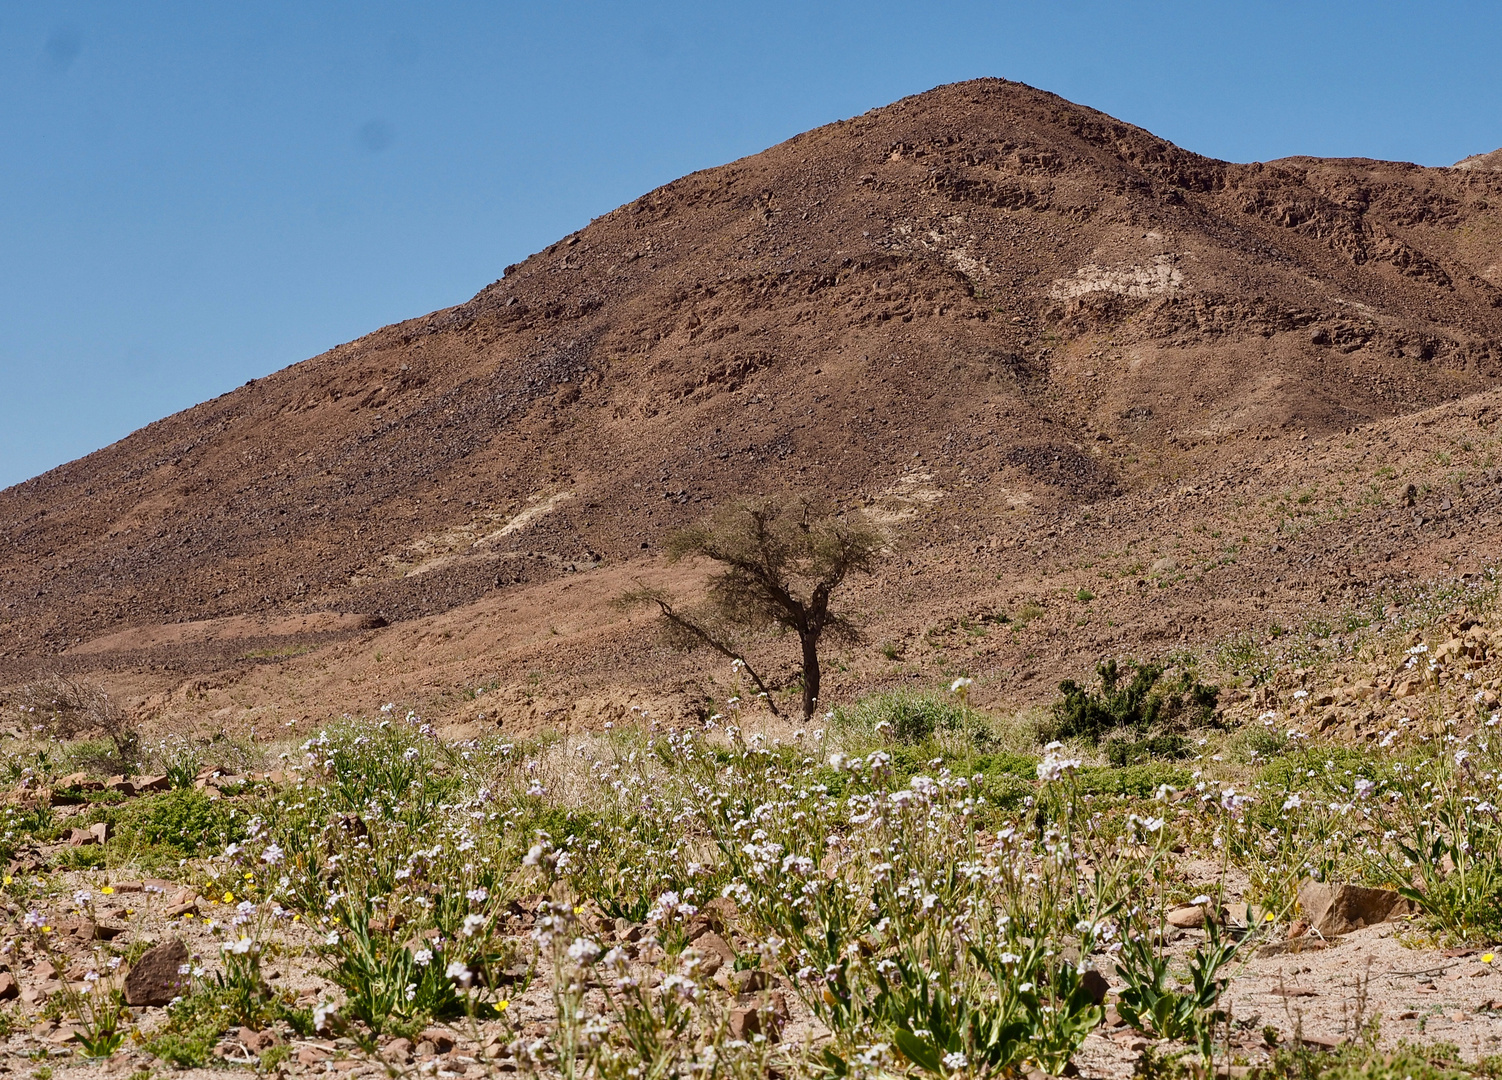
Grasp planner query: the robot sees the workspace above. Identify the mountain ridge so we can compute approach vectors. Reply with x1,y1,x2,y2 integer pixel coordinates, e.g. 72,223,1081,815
4,77,1502,730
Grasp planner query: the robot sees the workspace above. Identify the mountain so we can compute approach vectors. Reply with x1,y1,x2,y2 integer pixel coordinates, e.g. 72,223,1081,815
4,78,1502,732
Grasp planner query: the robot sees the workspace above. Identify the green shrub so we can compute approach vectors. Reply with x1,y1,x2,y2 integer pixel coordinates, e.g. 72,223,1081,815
112,788,245,856
1256,746,1388,798
1104,733,1193,767
1076,762,1191,798
145,990,229,1068
835,690,966,743
1252,1039,1501,1080
1043,659,1218,744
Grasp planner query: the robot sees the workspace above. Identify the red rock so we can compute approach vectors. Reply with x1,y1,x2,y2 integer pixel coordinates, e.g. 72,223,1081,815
124,939,189,1006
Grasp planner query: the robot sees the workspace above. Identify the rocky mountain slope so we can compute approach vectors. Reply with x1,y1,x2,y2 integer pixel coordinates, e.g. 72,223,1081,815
3,78,1502,730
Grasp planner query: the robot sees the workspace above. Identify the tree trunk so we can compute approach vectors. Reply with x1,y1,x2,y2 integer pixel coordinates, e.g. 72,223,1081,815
800,630,821,721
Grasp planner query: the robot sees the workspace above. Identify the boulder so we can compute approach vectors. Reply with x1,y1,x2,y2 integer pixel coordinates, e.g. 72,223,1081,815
1166,903,1210,929
729,1005,762,1041
125,939,189,1006
0,972,17,1001
1297,880,1406,936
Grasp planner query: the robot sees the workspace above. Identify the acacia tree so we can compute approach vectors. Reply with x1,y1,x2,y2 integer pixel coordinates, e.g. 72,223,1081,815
626,496,883,721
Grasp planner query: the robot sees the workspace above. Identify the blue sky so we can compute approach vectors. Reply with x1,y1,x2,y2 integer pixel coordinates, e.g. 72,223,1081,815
2,1,1499,489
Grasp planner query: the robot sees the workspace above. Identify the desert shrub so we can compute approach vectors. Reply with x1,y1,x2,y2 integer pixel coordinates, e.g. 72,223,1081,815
6,674,140,771
834,688,1002,751
1256,746,1389,797
1042,659,1218,744
1104,733,1193,767
1076,762,1191,798
1253,1039,1502,1080
111,788,245,856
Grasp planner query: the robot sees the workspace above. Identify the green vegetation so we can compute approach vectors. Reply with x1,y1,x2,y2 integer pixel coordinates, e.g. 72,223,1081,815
1044,658,1218,744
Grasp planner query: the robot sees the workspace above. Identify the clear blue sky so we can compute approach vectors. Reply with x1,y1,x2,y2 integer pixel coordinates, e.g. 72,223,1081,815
3,1,1499,489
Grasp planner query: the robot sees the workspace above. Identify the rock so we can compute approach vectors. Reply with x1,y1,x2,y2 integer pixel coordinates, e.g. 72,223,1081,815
134,774,171,792
125,939,189,1006
728,1006,761,1040
614,919,643,943
382,1037,414,1063
57,772,103,791
1080,968,1110,1006
112,881,144,893
1166,903,1209,929
414,1041,437,1059
729,969,771,993
418,1028,455,1054
238,1027,280,1053
165,900,200,917
20,986,48,1006
0,972,17,1000
693,931,735,963
297,1046,330,1066
54,917,124,942
68,823,108,846
702,896,739,924
1297,880,1406,935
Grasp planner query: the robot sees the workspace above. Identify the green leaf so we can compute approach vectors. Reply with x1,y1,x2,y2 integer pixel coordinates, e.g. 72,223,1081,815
893,1027,944,1074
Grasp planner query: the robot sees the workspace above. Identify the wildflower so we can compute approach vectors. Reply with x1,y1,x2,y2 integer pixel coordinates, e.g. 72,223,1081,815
73,890,91,907
942,1052,968,1070
1037,753,1081,782
444,961,474,991
949,677,973,693
325,931,340,945
262,843,284,865
1354,778,1375,798
413,948,433,967
461,913,486,937
465,887,489,903
223,937,255,955
313,1001,337,1032
1282,794,1302,812
567,938,602,963
1485,953,1496,965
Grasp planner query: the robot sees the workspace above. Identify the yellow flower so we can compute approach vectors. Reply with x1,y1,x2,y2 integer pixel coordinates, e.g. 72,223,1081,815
2,875,12,886
126,909,135,916
292,914,300,922
1485,953,1496,964
101,886,115,895
1264,912,1275,922
183,913,195,920
41,925,51,934
497,999,510,1012
223,892,235,903
244,872,254,881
